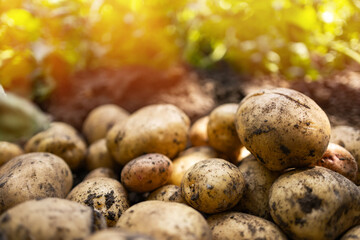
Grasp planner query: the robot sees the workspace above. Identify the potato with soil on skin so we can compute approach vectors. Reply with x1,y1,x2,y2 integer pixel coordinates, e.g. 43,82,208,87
269,166,360,240
0,198,106,240
121,153,173,193
0,152,73,213
83,104,129,144
207,212,287,240
147,184,186,204
116,200,212,240
340,225,360,240
67,177,129,227
311,142,358,182
106,104,190,166
235,88,331,171
235,155,281,219
86,138,117,171
331,125,360,185
207,103,242,162
84,167,117,180
0,141,23,166
86,228,155,240
189,115,209,146
181,158,245,214
169,146,218,186
25,121,87,170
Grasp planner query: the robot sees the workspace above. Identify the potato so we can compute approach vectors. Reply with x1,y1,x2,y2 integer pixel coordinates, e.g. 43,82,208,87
311,142,357,182
235,88,331,171
341,225,360,240
147,185,186,203
189,116,209,146
269,167,360,240
86,139,116,171
25,122,87,169
181,158,245,214
106,104,190,165
169,146,218,186
86,228,155,240
84,167,117,180
83,104,129,144
0,141,23,166
116,200,212,240
0,198,106,240
0,152,73,213
331,125,360,185
207,212,287,240
207,103,242,161
235,155,280,219
121,153,173,193
67,177,130,227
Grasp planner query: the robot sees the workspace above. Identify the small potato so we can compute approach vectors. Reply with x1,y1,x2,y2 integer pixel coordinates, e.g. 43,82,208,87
0,141,23,166
0,198,106,240
169,146,218,186
83,104,129,144
189,116,209,146
67,177,130,227
207,212,287,240
0,152,73,213
86,139,116,171
236,88,331,171
107,104,190,165
311,143,358,182
147,185,186,204
25,122,87,170
181,158,245,214
207,103,242,161
341,225,360,239
116,200,212,240
121,153,173,193
84,167,117,180
86,228,155,240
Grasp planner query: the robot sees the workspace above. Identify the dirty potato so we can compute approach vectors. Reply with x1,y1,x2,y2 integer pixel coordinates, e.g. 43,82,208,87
207,212,287,240
106,104,190,166
67,177,130,227
116,200,212,240
181,158,245,214
121,153,173,193
235,88,331,171
0,198,106,240
82,104,129,144
0,152,73,213
340,225,360,240
86,139,116,171
147,185,186,204
269,167,360,240
0,141,23,166
189,116,209,146
86,228,155,240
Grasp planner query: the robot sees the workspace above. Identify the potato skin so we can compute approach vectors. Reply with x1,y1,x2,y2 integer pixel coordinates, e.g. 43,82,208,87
121,153,173,193
67,177,130,227
86,139,116,171
181,158,245,214
269,167,360,240
147,185,186,204
0,141,23,166
235,88,331,171
207,212,287,240
107,104,190,165
86,228,155,240
0,152,73,213
84,167,117,180
189,116,209,146
82,104,129,144
340,225,360,240
0,198,106,240
116,200,212,240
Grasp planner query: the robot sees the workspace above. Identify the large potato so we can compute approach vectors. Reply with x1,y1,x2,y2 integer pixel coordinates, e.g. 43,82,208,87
0,141,23,166
235,88,331,171
82,104,129,144
0,198,106,240
0,152,73,213
181,158,245,214
116,200,212,240
269,167,360,240
107,104,190,165
207,212,287,240
67,177,130,227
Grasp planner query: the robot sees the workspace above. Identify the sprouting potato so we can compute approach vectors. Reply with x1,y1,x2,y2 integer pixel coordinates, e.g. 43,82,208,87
85,138,116,171
147,185,186,204
189,116,209,146
0,141,23,166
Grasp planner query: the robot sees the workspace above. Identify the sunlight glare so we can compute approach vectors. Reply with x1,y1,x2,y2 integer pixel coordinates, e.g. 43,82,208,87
322,11,334,23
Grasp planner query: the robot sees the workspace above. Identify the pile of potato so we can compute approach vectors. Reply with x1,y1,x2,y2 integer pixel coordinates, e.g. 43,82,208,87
0,88,359,240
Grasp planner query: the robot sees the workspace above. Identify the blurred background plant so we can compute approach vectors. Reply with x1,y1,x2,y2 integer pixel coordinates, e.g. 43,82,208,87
1,0,360,100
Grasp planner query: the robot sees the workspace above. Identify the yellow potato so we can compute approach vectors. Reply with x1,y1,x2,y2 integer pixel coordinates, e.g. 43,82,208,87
147,185,186,204
0,141,23,166
84,167,117,180
85,139,116,171
86,228,155,240
189,116,209,146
